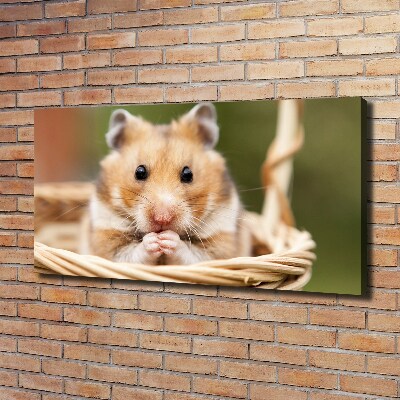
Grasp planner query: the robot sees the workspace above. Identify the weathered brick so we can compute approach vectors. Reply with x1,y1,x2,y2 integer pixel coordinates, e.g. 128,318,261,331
0,352,40,372
65,380,111,399
41,323,87,342
277,326,336,347
88,364,137,384
113,386,162,400
64,52,110,69
18,338,62,358
250,303,307,323
192,376,247,398
310,308,366,328
193,338,247,358
18,91,61,107
219,83,274,101
279,367,337,389
43,359,86,378
221,3,275,21
192,64,244,82
366,57,400,76
165,316,217,335
113,48,162,66
0,388,40,400
0,319,39,337
368,355,400,376
277,81,336,98
368,313,400,332
220,42,275,61
140,0,190,10
88,328,138,347
141,332,191,353
250,384,307,400
64,307,111,326
308,17,362,36
18,303,62,321
0,75,38,91
0,59,15,74
18,55,61,72
310,350,365,372
166,46,217,64
220,360,275,382
64,343,109,363
88,69,136,86
249,61,304,80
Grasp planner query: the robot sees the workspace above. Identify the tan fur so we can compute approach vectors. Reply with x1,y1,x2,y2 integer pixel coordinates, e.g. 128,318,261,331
87,104,251,265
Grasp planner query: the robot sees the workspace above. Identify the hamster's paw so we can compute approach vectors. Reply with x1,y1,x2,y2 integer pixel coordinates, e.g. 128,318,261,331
142,232,163,258
157,230,180,255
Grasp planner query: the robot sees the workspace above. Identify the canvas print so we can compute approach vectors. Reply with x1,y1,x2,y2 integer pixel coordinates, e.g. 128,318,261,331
34,98,363,294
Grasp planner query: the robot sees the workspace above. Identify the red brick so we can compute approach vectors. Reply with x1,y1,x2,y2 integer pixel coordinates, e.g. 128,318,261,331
88,328,138,347
368,355,400,376
342,0,399,13
140,370,191,391
165,316,217,335
88,69,136,86
251,384,307,400
113,49,162,66
64,307,111,326
64,89,111,105
0,337,16,352
0,59,15,74
219,83,274,101
192,376,247,398
310,308,365,328
0,370,17,387
141,332,191,353
222,3,275,21
0,93,15,108
112,348,162,368
277,326,336,347
140,0,190,10
18,338,62,358
0,24,15,39
114,87,164,103
41,324,87,343
113,386,162,400
114,312,163,331
40,35,85,53
1,3,42,22
250,303,307,323
165,7,218,25
88,291,137,309
165,354,217,375
249,61,304,80
0,163,16,176
278,81,335,98
88,0,137,14
250,343,307,365
18,303,62,321
280,0,338,16
0,181,33,196
0,352,40,372
18,127,34,142
193,338,247,358
0,388,40,400
68,16,111,33
42,358,86,378
340,374,397,397
165,86,218,102
64,52,110,69
45,0,85,18
279,367,337,389
248,20,305,39
368,313,400,332
88,364,137,384
87,32,136,50
0,300,16,316
0,75,38,91
18,55,61,72
370,164,397,182
0,248,32,264
0,110,33,125
310,350,365,372
191,24,244,43
192,64,244,82
138,67,189,83
0,232,16,246
41,287,86,305
64,343,109,363
41,71,85,88
339,331,395,353
18,91,61,107
65,380,111,399
18,197,34,212
138,28,188,46
114,11,163,28
18,21,65,37
280,39,337,58
221,360,275,382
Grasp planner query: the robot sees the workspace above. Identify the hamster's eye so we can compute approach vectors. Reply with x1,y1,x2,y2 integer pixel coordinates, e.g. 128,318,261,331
180,166,193,183
135,165,148,181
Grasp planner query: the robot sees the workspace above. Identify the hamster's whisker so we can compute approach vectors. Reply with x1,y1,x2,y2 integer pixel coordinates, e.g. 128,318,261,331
183,226,192,250
120,186,152,204
53,204,85,221
238,185,268,192
187,222,207,252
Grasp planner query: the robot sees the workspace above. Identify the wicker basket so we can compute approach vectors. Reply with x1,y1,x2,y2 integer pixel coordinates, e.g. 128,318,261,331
34,100,315,290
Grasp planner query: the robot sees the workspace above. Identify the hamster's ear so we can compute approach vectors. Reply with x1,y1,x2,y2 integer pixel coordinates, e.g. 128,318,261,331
106,109,134,150
183,102,219,149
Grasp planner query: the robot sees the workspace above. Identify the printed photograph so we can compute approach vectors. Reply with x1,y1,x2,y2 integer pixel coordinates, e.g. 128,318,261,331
34,98,362,294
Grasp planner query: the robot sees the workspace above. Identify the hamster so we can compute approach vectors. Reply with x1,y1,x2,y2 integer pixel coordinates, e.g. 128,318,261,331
87,102,251,265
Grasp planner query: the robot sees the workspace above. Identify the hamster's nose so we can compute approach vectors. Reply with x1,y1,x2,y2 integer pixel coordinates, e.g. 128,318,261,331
151,206,176,226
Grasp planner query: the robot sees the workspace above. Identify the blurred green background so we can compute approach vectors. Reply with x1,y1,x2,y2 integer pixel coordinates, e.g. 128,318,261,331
36,98,362,295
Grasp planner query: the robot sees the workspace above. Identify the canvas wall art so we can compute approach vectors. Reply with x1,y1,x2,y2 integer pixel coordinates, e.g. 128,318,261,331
34,98,363,294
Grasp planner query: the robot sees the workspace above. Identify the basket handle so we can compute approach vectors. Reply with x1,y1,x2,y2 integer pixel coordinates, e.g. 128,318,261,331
261,100,305,240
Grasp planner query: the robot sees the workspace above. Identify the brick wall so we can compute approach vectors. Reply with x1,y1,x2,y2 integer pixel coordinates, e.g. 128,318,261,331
0,0,399,399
